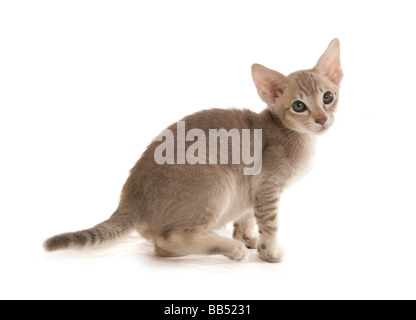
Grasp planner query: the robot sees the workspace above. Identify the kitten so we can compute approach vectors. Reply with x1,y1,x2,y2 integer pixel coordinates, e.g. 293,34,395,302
44,39,343,263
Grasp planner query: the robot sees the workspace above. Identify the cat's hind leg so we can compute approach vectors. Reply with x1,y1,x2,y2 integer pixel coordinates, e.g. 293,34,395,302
154,244,184,257
155,233,249,261
233,211,259,249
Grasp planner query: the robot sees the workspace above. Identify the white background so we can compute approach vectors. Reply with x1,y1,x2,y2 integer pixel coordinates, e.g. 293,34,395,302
1,0,415,300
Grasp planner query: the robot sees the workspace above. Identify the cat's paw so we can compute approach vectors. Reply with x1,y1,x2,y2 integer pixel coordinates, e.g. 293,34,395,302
243,236,259,249
225,242,249,261
233,229,258,249
257,242,284,263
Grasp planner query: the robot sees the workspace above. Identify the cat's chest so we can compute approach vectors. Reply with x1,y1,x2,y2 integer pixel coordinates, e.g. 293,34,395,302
280,136,317,187
285,152,315,187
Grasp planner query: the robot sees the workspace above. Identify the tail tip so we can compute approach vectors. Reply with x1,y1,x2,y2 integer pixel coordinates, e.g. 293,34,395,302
43,235,71,252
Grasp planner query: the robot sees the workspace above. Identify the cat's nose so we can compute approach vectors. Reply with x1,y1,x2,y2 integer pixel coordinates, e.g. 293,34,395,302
315,116,328,125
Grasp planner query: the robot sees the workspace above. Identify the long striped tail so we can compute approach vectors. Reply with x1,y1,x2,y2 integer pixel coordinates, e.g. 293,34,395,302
44,211,133,251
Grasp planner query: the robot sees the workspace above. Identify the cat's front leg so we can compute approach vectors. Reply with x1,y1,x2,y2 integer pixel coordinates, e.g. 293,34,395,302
254,191,284,263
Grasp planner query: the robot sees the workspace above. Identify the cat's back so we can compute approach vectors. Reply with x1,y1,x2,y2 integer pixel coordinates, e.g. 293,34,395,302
180,108,261,131
133,107,263,174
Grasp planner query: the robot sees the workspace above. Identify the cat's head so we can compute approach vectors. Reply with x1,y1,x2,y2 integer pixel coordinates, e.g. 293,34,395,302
252,38,343,135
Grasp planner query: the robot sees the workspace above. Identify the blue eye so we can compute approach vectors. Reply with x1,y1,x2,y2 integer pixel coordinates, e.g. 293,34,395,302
323,91,334,104
292,101,307,112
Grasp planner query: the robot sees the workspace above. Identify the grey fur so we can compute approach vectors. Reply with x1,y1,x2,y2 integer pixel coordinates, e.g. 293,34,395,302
44,39,343,262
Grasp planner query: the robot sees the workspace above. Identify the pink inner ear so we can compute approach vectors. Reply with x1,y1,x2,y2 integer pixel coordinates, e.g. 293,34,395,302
317,39,343,85
266,80,284,99
276,87,284,96
323,63,343,85
258,80,285,105
252,64,288,105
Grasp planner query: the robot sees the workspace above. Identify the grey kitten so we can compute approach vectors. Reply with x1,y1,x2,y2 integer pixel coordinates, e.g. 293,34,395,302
44,39,343,263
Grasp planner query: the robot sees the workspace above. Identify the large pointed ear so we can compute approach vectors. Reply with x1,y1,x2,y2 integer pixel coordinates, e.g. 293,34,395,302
251,64,289,106
315,38,343,85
